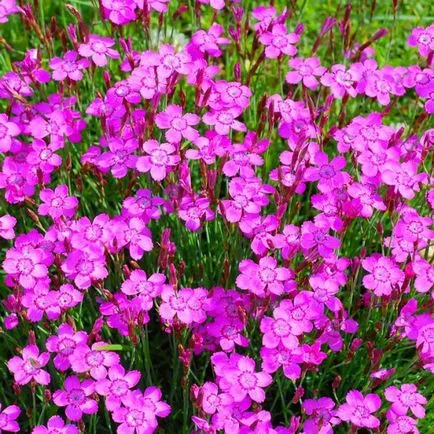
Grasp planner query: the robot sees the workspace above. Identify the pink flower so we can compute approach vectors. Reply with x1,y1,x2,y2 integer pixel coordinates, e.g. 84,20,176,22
386,413,419,434
155,105,200,143
95,364,141,411
286,56,326,90
49,51,90,81
259,24,299,58
159,287,209,325
136,140,180,181
191,24,230,57
382,160,428,200
202,107,247,136
78,35,120,66
0,0,18,23
0,404,20,433
337,390,381,429
69,342,120,380
178,196,215,231
224,356,273,403
101,0,136,25
0,113,20,152
195,382,233,415
32,415,79,434
304,151,347,192
300,221,341,258
407,25,434,57
53,376,97,421
112,388,170,433
7,344,50,385
236,256,293,297
3,247,48,289
385,384,427,418
46,324,88,372
321,64,361,98
0,215,16,240
38,185,78,220
61,248,108,289
362,255,404,296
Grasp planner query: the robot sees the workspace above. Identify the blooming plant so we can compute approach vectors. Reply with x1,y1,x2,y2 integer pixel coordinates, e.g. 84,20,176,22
0,0,433,433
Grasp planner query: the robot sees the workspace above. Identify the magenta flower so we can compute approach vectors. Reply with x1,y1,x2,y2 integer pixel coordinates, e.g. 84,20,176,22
101,0,136,25
155,105,200,143
136,140,180,181
236,256,293,297
224,356,272,403
3,247,48,289
337,390,381,429
61,248,108,289
407,25,434,57
304,151,347,192
26,139,62,174
195,382,233,415
321,64,361,98
69,342,120,380
112,388,171,434
0,214,16,240
191,24,230,57
121,270,166,308
300,221,341,258
202,107,247,135
38,185,78,220
49,51,90,81
362,255,404,296
385,384,427,418
32,416,79,434
302,397,339,434
95,364,141,411
159,287,209,325
53,376,97,421
386,413,419,434
46,323,88,372
7,344,50,385
0,404,20,433
78,35,120,66
286,56,326,89
178,196,215,231
0,0,19,23
0,114,20,152
259,24,299,58
382,160,428,200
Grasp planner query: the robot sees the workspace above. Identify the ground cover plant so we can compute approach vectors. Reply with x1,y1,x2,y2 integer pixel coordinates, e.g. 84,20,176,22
0,0,433,432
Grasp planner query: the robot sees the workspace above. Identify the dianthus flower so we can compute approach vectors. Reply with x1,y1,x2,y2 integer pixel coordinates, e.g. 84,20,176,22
362,255,404,296
0,215,16,240
7,344,50,385
95,364,141,411
38,185,78,220
178,196,215,231
337,390,381,429
302,397,339,434
0,404,20,433
191,24,230,57
32,416,79,434
202,107,246,135
286,56,326,89
386,412,419,434
0,113,20,152
385,384,427,418
101,0,136,25
222,356,273,403
407,24,434,57
53,376,97,421
194,382,233,415
69,342,120,380
320,64,361,98
112,388,171,433
159,287,209,325
259,24,299,58
78,35,120,66
136,140,180,181
236,256,293,297
155,105,200,143
49,51,90,81
46,324,88,372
